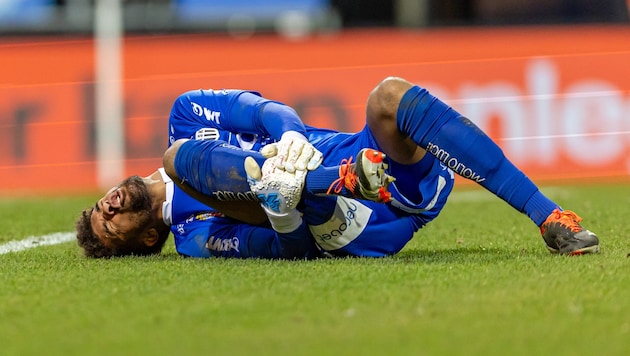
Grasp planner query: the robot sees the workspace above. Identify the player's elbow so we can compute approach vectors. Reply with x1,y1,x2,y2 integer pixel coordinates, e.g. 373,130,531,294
163,139,188,180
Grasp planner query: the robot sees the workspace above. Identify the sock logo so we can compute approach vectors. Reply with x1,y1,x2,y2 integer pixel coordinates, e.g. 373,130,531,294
427,142,486,183
212,190,259,202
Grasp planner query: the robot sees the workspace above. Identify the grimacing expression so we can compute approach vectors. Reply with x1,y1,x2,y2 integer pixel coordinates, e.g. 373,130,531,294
90,176,153,247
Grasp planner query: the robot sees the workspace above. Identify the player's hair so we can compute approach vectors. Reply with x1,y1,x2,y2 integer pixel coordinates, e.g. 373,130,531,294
75,207,170,258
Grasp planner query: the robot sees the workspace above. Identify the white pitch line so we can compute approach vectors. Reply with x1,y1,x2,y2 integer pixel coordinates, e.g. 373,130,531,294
0,232,74,255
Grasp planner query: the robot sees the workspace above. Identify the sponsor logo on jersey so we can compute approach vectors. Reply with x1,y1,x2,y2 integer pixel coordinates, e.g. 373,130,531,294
308,197,372,251
191,102,221,124
195,212,225,221
195,128,220,141
205,236,240,253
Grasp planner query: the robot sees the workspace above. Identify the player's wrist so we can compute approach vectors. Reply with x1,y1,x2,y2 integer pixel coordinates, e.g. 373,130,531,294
263,207,303,233
280,130,307,143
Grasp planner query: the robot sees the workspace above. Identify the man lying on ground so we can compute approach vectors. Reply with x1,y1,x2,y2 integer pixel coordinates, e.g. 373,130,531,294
76,76,599,259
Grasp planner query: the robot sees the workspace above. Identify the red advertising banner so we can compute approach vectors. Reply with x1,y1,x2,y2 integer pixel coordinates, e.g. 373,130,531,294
1,26,629,194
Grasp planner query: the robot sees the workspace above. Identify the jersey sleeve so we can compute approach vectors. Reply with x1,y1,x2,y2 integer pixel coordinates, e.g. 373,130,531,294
168,88,307,147
172,215,319,259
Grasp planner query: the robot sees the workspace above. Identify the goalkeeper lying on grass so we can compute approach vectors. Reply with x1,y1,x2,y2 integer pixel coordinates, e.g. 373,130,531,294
76,76,599,259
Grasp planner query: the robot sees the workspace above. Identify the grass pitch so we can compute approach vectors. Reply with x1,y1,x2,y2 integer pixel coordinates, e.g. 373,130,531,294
1,184,629,355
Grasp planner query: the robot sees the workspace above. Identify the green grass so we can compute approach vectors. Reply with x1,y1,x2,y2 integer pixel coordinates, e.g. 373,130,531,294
1,184,629,355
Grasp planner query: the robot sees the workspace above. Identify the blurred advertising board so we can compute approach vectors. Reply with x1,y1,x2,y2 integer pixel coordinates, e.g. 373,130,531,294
0,26,629,194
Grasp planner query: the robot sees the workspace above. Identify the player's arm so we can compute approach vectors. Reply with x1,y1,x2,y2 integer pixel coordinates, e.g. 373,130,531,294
167,89,306,141
168,89,322,171
175,218,319,259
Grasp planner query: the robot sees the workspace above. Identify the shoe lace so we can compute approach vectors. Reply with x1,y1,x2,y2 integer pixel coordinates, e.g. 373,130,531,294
327,156,357,195
545,209,583,233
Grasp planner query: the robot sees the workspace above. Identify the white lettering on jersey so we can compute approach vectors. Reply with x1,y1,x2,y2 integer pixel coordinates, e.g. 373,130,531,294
204,108,221,123
206,236,240,253
190,102,221,124
308,197,371,251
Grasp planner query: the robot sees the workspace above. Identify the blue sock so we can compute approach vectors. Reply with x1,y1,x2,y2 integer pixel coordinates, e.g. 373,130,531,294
174,139,266,197
397,85,558,226
305,165,351,197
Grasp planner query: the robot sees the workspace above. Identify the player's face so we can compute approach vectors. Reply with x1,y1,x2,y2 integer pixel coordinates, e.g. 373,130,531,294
90,176,153,248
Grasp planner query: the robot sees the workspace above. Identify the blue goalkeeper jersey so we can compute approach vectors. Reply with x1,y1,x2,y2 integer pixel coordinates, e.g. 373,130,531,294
160,168,313,258
165,88,454,258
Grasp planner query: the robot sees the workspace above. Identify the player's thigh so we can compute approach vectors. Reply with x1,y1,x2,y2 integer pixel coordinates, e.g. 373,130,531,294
202,200,267,225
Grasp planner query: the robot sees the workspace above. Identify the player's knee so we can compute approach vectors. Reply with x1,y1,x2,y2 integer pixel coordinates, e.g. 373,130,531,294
367,77,413,124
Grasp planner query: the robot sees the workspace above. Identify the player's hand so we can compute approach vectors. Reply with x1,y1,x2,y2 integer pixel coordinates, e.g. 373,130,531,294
245,155,305,213
260,131,323,173
245,156,304,233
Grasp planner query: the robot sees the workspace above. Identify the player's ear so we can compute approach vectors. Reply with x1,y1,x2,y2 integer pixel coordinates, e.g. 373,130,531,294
142,228,159,247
